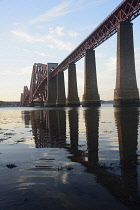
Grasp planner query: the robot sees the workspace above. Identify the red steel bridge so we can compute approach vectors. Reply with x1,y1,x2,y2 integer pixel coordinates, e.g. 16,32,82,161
20,0,140,107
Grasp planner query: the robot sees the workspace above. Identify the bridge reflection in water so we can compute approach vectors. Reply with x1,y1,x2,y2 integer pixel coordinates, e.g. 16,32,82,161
115,107,139,199
22,107,140,207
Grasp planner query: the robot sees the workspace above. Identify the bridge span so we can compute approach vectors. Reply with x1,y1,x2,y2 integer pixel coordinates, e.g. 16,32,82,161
20,0,140,107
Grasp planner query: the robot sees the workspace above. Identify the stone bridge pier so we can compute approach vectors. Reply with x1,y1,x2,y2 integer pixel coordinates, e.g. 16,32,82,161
66,63,80,106
114,22,139,107
82,49,100,107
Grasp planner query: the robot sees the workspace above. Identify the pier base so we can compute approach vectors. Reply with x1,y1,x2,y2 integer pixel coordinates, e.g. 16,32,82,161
114,90,140,107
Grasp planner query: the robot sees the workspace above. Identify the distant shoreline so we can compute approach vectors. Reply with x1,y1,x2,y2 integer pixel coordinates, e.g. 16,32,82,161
0,101,20,107
100,100,113,104
0,100,113,107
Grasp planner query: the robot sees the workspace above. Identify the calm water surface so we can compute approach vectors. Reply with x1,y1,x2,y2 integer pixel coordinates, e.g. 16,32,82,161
0,104,140,209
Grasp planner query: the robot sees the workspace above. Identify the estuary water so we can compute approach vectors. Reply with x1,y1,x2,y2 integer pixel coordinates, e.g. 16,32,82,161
0,104,140,210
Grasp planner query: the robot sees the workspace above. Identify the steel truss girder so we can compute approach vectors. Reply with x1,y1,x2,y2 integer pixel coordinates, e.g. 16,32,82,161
29,63,47,103
52,0,140,77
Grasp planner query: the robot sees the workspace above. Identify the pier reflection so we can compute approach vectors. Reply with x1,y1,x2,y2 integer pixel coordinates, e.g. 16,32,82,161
115,107,139,198
21,111,30,128
67,107,100,167
30,109,66,148
68,108,79,149
67,107,100,170
84,108,99,165
25,107,100,164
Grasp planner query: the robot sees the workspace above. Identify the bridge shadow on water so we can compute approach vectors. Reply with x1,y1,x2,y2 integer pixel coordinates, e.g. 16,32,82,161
20,106,140,209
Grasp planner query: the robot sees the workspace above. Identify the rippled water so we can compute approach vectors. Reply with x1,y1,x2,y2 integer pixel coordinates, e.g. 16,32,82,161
0,104,140,209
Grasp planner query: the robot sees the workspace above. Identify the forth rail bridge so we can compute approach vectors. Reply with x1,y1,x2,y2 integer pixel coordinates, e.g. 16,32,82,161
20,0,140,107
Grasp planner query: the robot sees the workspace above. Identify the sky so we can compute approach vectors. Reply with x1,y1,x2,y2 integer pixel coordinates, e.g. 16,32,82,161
0,0,140,102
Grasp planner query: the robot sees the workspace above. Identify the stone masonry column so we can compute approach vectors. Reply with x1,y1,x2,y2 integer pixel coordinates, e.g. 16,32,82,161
82,49,100,107
114,22,139,107
56,71,66,106
66,63,80,106
44,63,58,107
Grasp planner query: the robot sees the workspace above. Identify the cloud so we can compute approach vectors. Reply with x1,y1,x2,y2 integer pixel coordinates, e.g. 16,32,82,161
10,29,74,51
68,31,80,37
28,0,106,25
11,30,44,42
49,26,81,38
55,26,65,36
29,1,71,24
48,36,74,51
49,26,65,36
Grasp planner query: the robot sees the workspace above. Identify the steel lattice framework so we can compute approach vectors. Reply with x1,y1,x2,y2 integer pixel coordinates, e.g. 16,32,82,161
20,86,29,106
29,63,47,103
52,0,140,77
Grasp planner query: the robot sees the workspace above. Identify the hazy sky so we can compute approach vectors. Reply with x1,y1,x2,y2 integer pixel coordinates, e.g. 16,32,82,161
0,0,140,101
